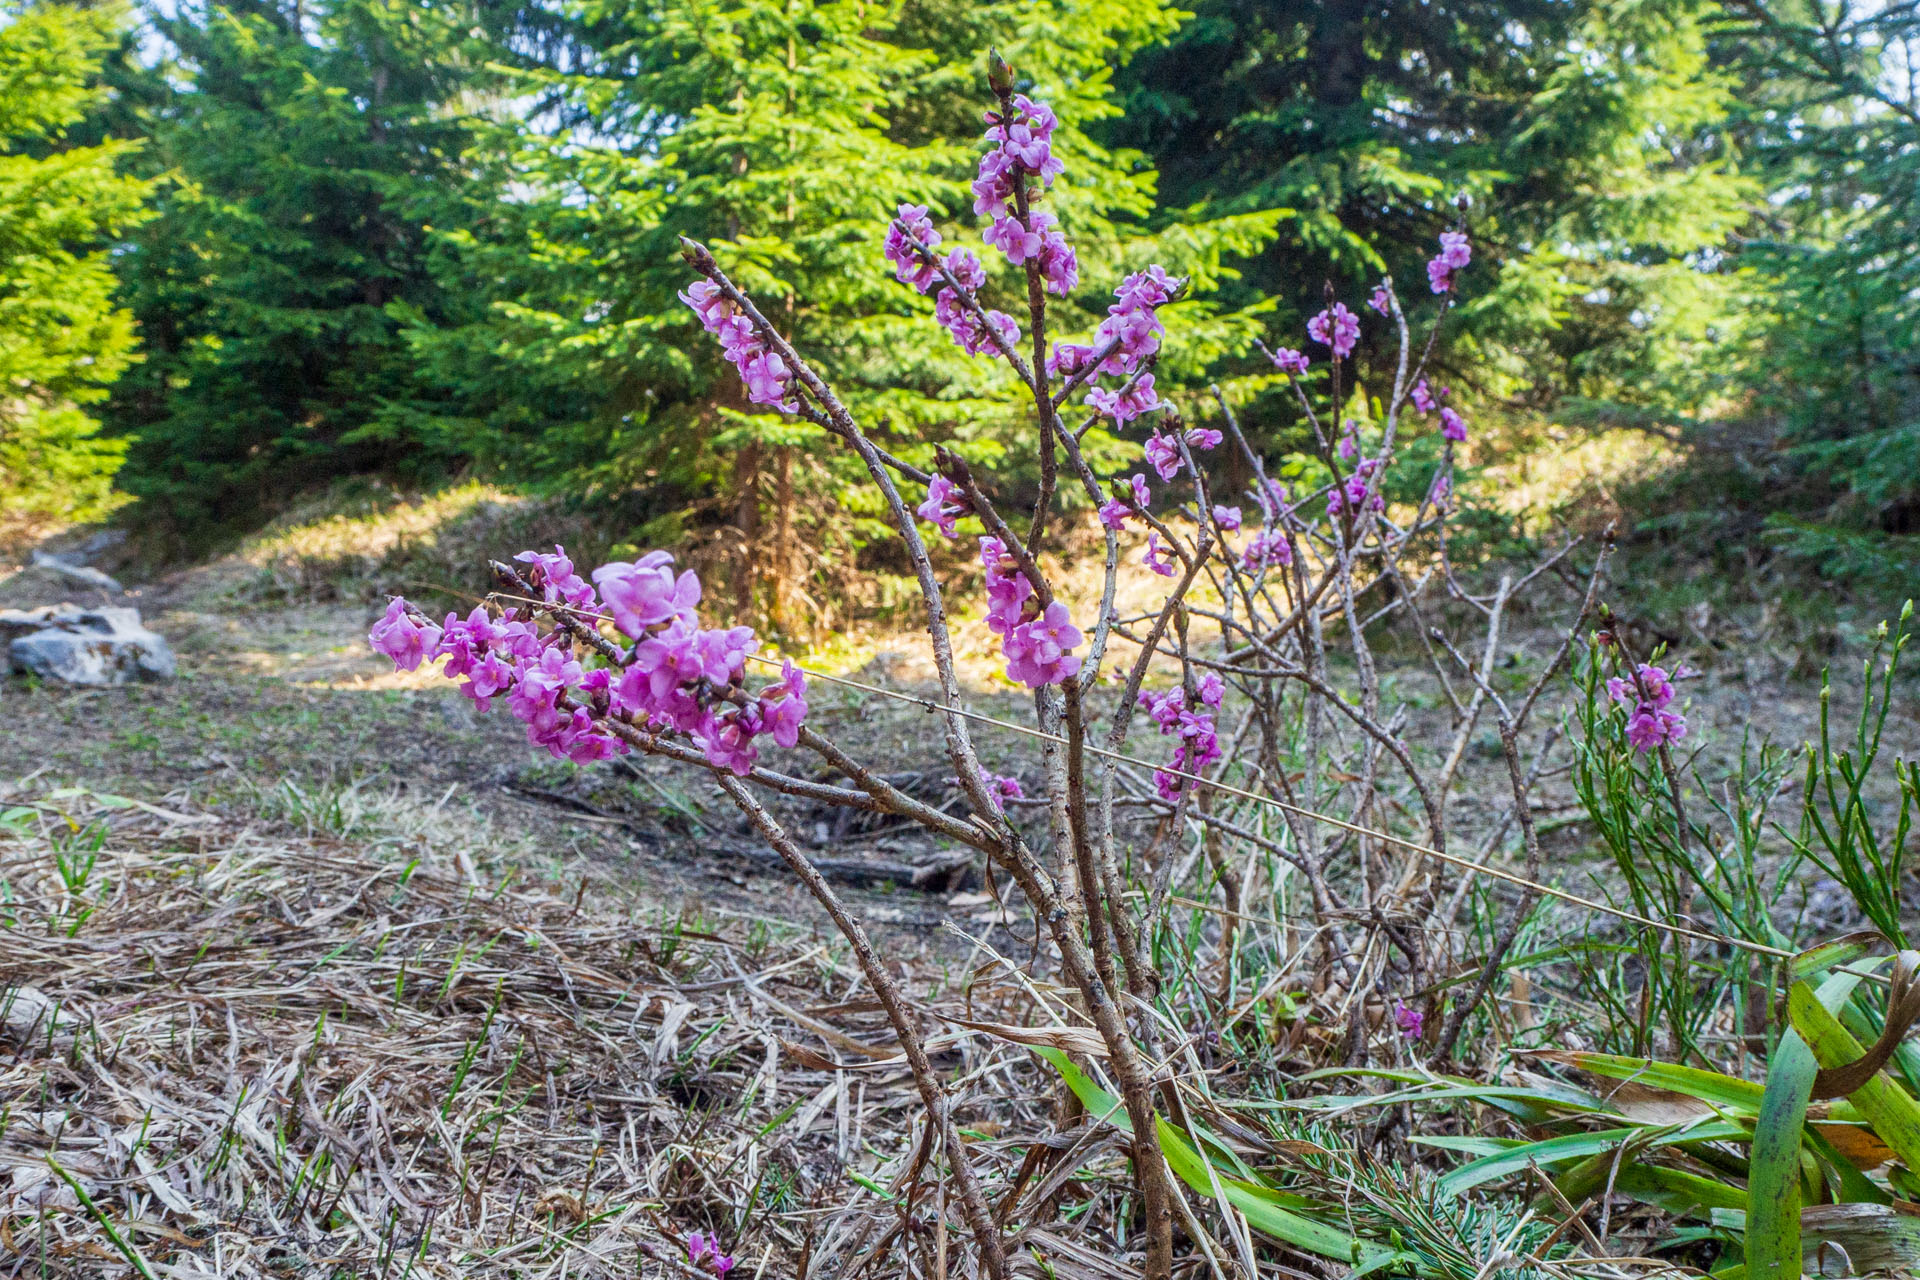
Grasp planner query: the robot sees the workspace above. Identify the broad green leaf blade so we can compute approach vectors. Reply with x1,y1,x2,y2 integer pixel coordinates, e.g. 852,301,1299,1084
1788,981,1920,1169
1792,932,1886,981
1598,1164,1749,1217
1748,1029,1817,1280
1436,1122,1748,1197
1529,1051,1767,1115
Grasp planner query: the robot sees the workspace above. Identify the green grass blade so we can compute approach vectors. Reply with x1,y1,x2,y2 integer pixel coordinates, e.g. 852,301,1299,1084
1034,1047,1384,1265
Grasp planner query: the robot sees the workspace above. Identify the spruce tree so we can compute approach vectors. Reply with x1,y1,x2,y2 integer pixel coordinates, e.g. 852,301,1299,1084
0,1,151,540
397,0,1281,628
105,0,485,547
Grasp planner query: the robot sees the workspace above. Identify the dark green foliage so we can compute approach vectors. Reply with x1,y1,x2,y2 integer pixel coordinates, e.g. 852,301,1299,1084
1113,0,1750,427
1719,0,1920,577
105,0,491,550
0,1,151,539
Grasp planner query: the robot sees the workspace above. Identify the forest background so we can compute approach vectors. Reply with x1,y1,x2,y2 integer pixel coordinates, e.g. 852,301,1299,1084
3,0,1916,621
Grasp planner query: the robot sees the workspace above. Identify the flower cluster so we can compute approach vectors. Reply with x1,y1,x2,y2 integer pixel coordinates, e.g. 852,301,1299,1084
1238,526,1294,571
1307,302,1360,360
1097,473,1152,532
916,474,971,540
973,95,1077,294
687,1231,736,1276
1410,378,1467,444
964,767,1026,812
980,536,1082,687
1328,454,1388,516
886,205,1024,360
1139,674,1224,801
369,548,810,777
1606,662,1689,754
1270,346,1310,376
680,282,797,412
1428,230,1471,294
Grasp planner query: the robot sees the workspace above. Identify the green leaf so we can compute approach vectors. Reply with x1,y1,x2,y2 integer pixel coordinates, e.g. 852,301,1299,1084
1532,1051,1767,1115
1747,1029,1817,1280
1788,981,1920,1169
1033,1047,1387,1265
1436,1121,1748,1197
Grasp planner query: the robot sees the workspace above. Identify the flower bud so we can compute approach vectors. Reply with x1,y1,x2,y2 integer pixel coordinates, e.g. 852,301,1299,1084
987,49,1014,96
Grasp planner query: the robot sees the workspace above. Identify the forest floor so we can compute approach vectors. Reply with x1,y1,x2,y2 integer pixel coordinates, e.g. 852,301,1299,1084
2,518,1916,1277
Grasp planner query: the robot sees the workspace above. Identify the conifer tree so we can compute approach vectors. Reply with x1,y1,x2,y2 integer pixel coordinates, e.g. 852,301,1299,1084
396,0,1281,628
0,1,151,539
105,0,486,546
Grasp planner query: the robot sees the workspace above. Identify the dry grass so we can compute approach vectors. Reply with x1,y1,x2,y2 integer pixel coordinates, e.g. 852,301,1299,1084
0,783,1132,1278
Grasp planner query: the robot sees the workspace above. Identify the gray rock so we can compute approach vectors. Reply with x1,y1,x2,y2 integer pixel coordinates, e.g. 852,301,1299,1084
29,549,123,593
2,604,175,685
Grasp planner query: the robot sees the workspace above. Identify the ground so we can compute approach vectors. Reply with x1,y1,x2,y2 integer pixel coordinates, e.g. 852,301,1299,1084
2,516,1917,1277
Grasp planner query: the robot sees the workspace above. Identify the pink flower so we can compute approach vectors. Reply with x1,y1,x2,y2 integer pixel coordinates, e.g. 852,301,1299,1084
1428,230,1471,293
594,553,701,637
370,598,441,672
759,659,808,749
1002,601,1083,688
1307,303,1360,359
699,708,761,776
1088,373,1161,424
1239,528,1293,571
630,619,706,701
1269,347,1309,376
1368,283,1391,316
944,247,986,291
1196,671,1224,707
740,350,795,409
917,474,967,539
884,204,940,292
1047,342,1095,378
1626,707,1688,754
980,537,1034,636
692,626,756,685
1411,379,1436,413
1113,266,1174,314
679,281,734,330
936,289,1021,358
1129,473,1152,509
1093,307,1163,375
1038,228,1079,296
1440,407,1467,442
688,1232,715,1266
1097,498,1130,531
1144,532,1176,577
1185,427,1222,452
1394,1001,1424,1039
1150,703,1221,801
985,210,1050,266
1138,687,1183,728
515,546,597,610
463,652,515,709
1212,505,1242,531
982,95,1062,188
1144,432,1182,482
1607,664,1676,711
